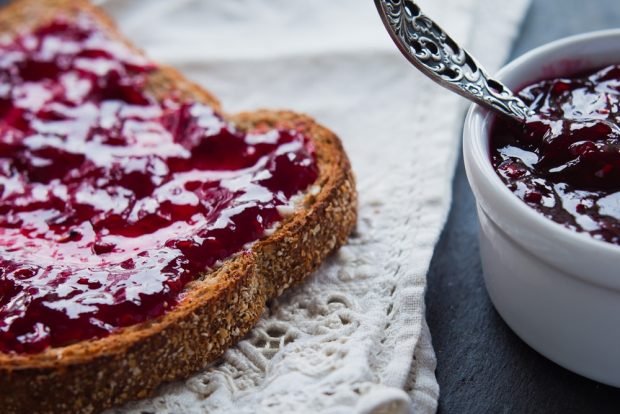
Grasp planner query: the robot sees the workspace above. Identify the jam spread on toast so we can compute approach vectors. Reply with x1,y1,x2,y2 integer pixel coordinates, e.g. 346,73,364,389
0,19,318,353
491,65,620,244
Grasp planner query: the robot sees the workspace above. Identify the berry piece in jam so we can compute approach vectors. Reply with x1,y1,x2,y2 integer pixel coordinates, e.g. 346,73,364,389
491,64,620,244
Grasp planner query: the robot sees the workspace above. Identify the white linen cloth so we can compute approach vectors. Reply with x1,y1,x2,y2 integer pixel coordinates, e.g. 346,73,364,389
97,0,530,412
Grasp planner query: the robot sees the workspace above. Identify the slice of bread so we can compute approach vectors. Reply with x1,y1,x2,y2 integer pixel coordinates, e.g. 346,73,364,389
0,1,357,413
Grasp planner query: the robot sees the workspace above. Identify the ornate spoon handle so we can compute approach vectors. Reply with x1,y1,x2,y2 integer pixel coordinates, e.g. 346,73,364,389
374,0,531,122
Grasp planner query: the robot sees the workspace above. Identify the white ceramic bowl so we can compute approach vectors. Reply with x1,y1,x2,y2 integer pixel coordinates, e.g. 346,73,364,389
463,29,620,387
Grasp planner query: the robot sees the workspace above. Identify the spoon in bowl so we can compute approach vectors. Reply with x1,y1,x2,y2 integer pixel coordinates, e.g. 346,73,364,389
374,0,533,123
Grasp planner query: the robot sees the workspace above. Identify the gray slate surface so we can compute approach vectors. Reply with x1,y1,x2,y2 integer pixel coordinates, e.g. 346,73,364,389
426,0,620,413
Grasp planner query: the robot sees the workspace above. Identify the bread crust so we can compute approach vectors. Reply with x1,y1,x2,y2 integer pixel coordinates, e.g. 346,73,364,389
0,1,357,413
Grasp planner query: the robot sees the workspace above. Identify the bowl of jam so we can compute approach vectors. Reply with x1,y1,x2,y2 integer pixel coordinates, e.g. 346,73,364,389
463,29,620,386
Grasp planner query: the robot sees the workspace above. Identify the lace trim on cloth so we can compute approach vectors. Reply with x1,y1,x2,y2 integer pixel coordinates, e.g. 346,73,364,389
95,0,531,412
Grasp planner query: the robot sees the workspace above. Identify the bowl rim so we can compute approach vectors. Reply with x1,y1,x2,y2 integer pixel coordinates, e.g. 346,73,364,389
464,28,620,288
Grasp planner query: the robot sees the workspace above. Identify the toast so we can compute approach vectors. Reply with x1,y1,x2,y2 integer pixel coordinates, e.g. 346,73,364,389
0,1,357,413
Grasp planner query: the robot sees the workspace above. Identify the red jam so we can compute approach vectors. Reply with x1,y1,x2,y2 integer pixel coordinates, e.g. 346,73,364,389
491,64,620,244
0,19,318,353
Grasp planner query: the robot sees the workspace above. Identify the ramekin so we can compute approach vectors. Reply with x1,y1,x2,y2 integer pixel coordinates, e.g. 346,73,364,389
463,29,620,387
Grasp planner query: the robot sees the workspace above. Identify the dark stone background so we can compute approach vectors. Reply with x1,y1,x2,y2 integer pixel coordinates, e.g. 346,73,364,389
426,0,620,413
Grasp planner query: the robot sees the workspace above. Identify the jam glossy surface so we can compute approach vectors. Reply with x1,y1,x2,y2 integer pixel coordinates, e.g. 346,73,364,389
491,64,620,244
0,19,318,353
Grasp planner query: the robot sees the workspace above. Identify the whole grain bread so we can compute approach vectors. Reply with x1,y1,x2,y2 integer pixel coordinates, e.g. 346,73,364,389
0,1,357,413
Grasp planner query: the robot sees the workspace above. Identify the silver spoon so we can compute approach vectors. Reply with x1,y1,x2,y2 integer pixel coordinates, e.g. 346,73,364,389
374,0,532,123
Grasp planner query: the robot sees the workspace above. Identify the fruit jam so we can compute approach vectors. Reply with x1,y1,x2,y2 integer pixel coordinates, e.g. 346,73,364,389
0,19,318,353
491,65,620,244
